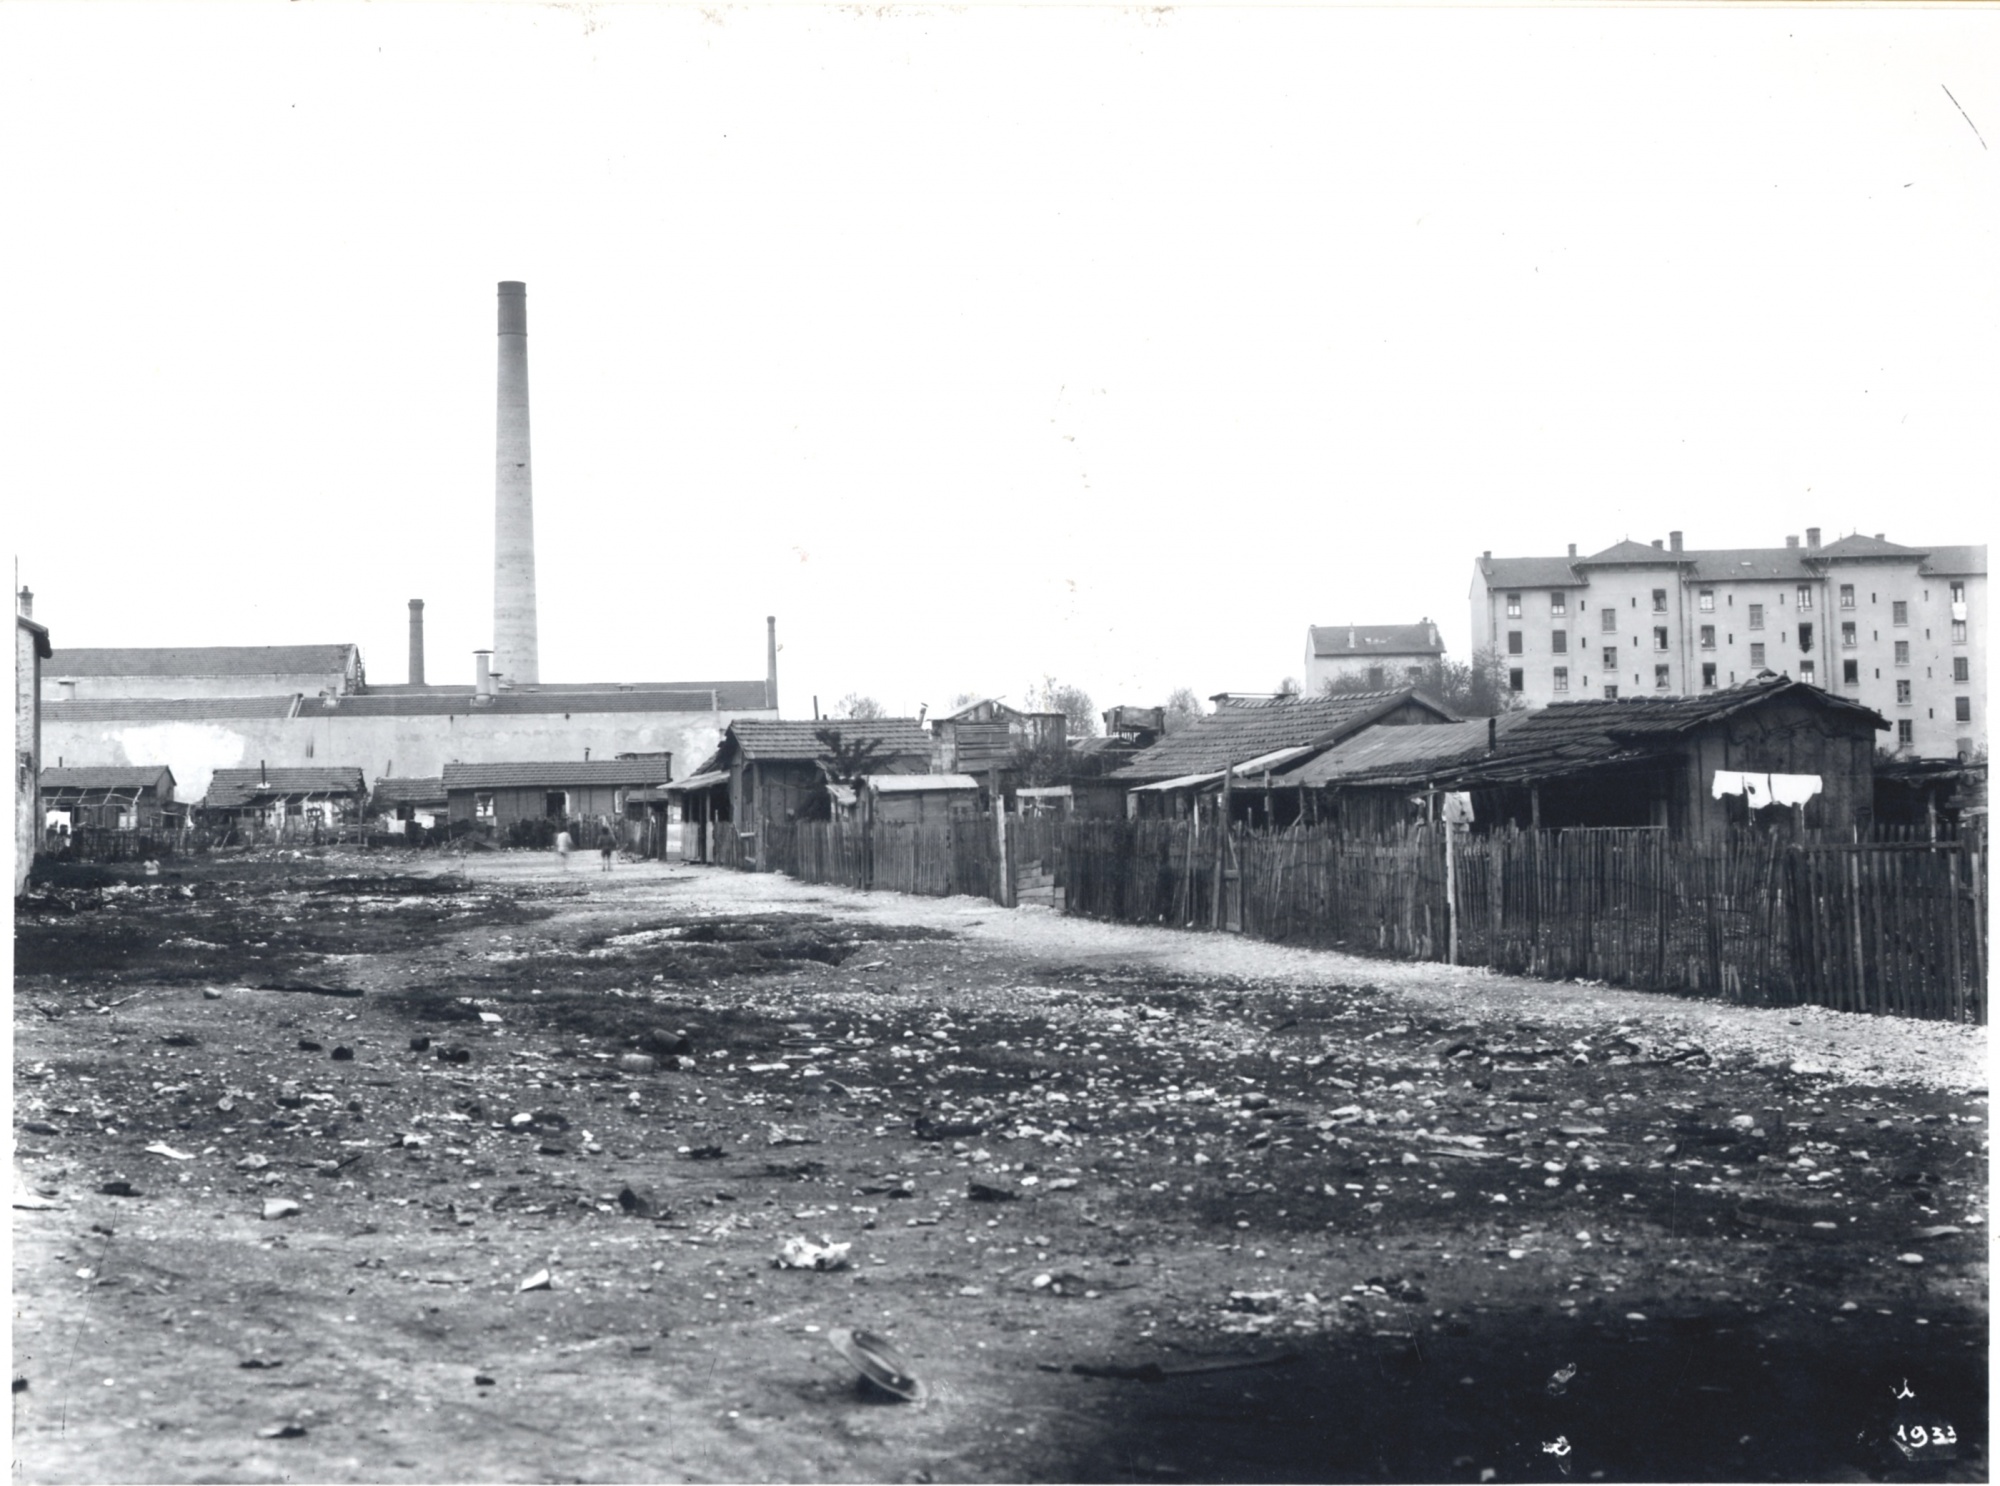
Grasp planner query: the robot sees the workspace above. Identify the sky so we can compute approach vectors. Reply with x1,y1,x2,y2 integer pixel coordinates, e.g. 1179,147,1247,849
4,1,1995,724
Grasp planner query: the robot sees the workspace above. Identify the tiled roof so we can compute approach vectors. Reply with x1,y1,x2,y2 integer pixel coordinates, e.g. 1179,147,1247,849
663,769,730,794
1110,690,1457,781
1306,623,1444,658
40,765,176,794
1478,556,1587,589
370,776,447,804
1812,534,1924,560
204,767,367,808
47,644,357,679
1263,713,1533,788
331,681,771,717
1683,548,1817,582
1919,545,1987,576
46,695,303,722
727,718,932,763
1575,539,1689,566
440,760,677,790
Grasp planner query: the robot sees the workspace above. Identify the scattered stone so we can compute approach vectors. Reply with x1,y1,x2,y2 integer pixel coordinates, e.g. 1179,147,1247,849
409,1035,431,1052
1897,1252,1925,1266
262,1198,301,1221
331,1046,354,1062
517,1269,553,1292
97,1181,139,1198
775,1236,851,1271
256,1423,308,1439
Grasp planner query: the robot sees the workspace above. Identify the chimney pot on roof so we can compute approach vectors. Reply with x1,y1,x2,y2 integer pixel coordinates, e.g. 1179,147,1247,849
1786,535,1799,548
1567,543,1576,558
408,599,426,687
1669,530,1683,552
16,586,30,619
1806,527,1820,549
1482,550,1491,560
474,649,494,700
1487,716,1497,752
1651,539,1663,549
1874,533,1885,542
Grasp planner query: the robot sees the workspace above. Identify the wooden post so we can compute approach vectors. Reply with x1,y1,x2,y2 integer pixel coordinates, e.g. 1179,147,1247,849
1213,766,1233,931
1530,785,1541,832
994,787,1011,907
1443,795,1459,966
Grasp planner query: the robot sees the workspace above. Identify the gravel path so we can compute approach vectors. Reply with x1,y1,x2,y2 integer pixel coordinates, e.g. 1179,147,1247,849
587,861,1990,1096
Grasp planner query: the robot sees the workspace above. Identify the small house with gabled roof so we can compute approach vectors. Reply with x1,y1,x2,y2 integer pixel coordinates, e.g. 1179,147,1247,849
40,764,178,831
1302,620,1445,695
201,765,368,828
440,758,675,835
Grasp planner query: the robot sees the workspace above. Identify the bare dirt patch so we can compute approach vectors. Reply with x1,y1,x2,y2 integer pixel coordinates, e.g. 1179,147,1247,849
12,852,1987,1482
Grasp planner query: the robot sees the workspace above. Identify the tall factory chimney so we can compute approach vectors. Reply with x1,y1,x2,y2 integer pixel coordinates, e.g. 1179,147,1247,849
494,282,540,685
408,599,426,686
766,616,780,712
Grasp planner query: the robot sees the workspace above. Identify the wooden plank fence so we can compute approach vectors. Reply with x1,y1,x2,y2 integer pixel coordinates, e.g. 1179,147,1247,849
1064,819,1986,1023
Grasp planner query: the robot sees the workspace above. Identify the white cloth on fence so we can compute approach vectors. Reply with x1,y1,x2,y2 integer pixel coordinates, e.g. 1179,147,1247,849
1711,770,1821,808
1441,791,1475,824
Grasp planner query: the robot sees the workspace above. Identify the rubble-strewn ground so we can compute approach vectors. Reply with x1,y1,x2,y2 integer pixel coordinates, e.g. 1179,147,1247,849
10,850,1988,1483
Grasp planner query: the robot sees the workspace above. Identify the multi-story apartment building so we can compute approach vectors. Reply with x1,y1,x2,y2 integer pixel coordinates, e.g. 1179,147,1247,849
1470,529,1985,760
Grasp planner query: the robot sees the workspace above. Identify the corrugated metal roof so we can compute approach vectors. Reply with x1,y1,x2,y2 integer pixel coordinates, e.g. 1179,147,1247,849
728,718,932,763
205,767,367,808
40,765,176,794
1110,690,1457,781
664,769,730,793
47,644,357,679
46,695,303,722
440,760,677,790
866,773,978,794
1262,713,1533,787
1306,623,1444,658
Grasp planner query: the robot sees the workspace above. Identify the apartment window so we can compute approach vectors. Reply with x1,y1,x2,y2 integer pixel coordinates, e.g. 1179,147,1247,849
1651,588,1667,612
1894,640,1910,665
1843,659,1859,685
1601,608,1617,633
1366,665,1386,688
1654,664,1671,690
1549,592,1567,617
1841,621,1856,648
1508,668,1524,694
1601,646,1617,670
1551,629,1568,654
1701,662,1717,689
1892,600,1908,625
1750,643,1766,667
1952,620,1968,643
1800,659,1816,684
1798,622,1814,653
1748,603,1764,629
1898,720,1914,747
1699,625,1715,650
1955,656,1971,683
1839,584,1855,608
1507,631,1523,655
1698,588,1714,612
1896,679,1912,705
1506,592,1522,618
1957,697,1974,723
1796,585,1813,610
1553,666,1569,693
475,792,495,819
1407,666,1424,682
1951,580,1966,605
1603,684,1619,699
1653,626,1669,652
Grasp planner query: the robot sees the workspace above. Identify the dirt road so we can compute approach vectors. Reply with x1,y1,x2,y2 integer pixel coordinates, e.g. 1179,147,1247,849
11,850,1988,1482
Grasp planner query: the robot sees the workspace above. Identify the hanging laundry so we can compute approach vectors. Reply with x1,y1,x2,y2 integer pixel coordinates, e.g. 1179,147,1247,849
1711,770,1820,807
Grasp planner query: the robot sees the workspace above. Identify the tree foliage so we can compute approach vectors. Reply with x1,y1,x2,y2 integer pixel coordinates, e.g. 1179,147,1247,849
812,727,893,785
1162,687,1204,733
1319,648,1519,717
1025,676,1099,738
830,693,887,721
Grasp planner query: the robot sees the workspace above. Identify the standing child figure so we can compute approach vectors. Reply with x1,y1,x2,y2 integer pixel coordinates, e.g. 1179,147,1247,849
554,826,573,870
598,818,616,872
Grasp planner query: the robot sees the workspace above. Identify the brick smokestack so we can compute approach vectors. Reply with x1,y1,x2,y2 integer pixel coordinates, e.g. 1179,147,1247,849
408,599,426,686
494,282,540,685
766,615,779,712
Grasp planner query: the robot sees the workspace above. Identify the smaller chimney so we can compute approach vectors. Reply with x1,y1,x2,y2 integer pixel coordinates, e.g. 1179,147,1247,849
1669,530,1683,552
1651,539,1663,549
1567,543,1576,558
1806,527,1820,549
1874,533,1885,541
766,615,779,712
1429,621,1440,648
474,649,495,700
260,759,268,784
1487,716,1497,752
408,600,426,686
1786,535,1799,548
16,586,31,618
1482,549,1492,560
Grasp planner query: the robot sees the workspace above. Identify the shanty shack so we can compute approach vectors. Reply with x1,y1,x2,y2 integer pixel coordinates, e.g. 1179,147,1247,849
40,765,178,832
863,773,981,825
370,776,447,832
1309,675,1885,838
202,766,368,828
1111,688,1459,825
441,759,676,836
931,699,1067,776
1252,714,1534,834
